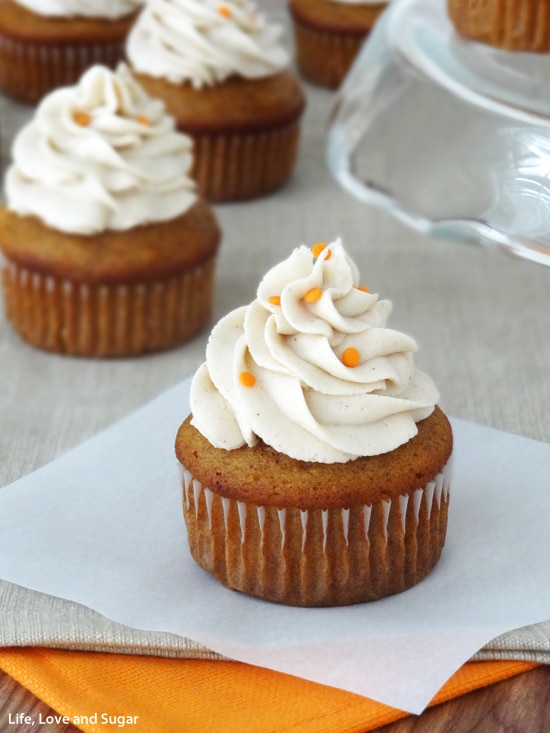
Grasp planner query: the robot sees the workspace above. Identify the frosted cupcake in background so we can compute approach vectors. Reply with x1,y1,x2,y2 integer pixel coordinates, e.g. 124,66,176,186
0,64,221,357
288,0,393,89
0,0,145,103
176,238,453,607
126,0,306,202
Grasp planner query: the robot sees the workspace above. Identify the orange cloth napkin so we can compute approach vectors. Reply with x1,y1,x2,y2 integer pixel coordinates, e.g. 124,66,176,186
0,648,538,733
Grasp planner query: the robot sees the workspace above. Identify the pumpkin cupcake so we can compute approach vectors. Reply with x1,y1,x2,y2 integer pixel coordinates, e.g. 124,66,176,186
0,64,221,357
447,0,550,52
176,239,453,606
288,0,393,89
126,0,306,202
0,0,145,104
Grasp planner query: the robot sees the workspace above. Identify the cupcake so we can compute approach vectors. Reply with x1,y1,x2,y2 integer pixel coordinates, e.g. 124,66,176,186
447,0,550,52
126,0,306,202
0,64,221,357
0,0,144,104
288,0,392,89
175,239,453,607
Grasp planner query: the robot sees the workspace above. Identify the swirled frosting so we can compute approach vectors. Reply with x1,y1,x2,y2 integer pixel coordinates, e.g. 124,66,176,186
5,64,197,235
14,0,143,19
126,0,289,89
190,239,440,463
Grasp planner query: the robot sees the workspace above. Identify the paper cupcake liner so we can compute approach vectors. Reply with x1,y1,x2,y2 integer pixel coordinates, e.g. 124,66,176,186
447,0,550,52
188,121,301,202
291,20,366,89
1,257,216,357
0,32,126,103
181,456,453,606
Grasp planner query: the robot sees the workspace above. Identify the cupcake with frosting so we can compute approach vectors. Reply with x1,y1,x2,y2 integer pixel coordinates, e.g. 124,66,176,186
288,0,393,89
447,0,550,52
126,0,306,202
0,0,145,103
176,239,453,606
0,64,221,357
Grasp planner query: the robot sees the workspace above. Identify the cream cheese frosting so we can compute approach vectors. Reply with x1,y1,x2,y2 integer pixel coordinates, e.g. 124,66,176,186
14,0,143,19
126,0,289,89
190,239,440,463
5,64,197,235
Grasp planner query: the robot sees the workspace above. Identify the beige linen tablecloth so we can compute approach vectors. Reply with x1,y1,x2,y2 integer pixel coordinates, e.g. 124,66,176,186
1,2,550,666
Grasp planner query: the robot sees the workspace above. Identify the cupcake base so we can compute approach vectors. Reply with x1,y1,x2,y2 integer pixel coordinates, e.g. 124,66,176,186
1,258,216,357
181,461,451,606
288,0,387,89
0,0,137,103
447,0,550,52
190,121,302,202
291,19,366,90
0,201,221,357
176,408,454,607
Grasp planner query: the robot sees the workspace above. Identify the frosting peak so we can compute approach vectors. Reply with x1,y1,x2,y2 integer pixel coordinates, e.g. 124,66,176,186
126,0,289,89
5,64,197,235
190,239,440,463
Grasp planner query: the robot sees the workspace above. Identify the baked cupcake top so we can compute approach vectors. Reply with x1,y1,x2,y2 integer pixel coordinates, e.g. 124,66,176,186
12,0,143,19
190,239,440,463
5,64,197,235
126,0,289,89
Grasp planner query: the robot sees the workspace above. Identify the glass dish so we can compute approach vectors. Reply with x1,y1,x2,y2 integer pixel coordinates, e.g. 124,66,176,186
326,0,550,267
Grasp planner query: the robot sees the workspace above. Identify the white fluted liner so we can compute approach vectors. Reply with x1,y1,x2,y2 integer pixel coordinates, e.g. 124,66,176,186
181,455,453,607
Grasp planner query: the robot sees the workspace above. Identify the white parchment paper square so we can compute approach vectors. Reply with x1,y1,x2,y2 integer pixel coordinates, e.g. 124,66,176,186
1,378,549,714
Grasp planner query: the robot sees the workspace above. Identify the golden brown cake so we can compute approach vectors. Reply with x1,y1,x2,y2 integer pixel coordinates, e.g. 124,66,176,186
126,0,306,202
0,203,220,356
175,239,453,607
0,65,221,357
447,0,550,52
0,0,142,104
288,0,390,89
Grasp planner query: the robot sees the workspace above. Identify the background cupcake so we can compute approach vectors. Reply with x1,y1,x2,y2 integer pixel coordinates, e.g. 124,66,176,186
288,0,393,89
0,64,221,357
126,0,306,202
447,0,550,52
0,0,144,104
176,239,453,607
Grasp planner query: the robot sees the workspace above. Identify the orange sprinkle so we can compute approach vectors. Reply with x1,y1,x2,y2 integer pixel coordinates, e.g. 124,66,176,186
268,295,281,306
311,242,332,261
304,287,323,303
357,285,370,293
239,371,256,387
136,115,150,125
73,112,91,126
342,347,360,368
218,4,232,17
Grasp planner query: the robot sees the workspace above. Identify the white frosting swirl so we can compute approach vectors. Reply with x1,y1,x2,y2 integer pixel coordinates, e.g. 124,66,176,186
5,64,197,235
14,0,143,19
190,239,440,463
126,0,289,89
